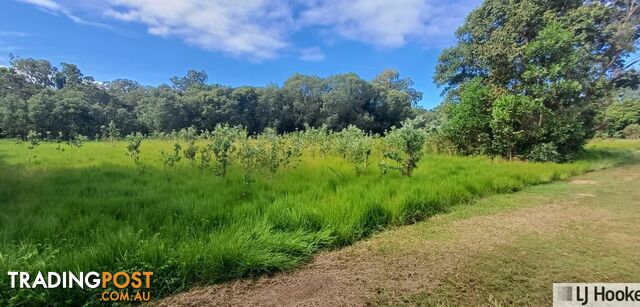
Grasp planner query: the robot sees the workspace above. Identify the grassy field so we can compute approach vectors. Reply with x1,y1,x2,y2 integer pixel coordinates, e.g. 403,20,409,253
159,158,640,306
0,139,638,305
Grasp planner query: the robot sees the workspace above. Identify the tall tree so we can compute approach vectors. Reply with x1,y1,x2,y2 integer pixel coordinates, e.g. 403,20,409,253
56,63,85,89
321,73,374,131
0,67,38,99
435,0,640,160
9,55,56,88
370,69,421,133
170,69,208,92
136,86,186,132
283,74,326,129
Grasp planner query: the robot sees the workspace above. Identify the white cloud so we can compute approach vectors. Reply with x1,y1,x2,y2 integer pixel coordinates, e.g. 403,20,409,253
16,0,130,34
300,0,479,48
103,0,293,61
18,0,63,11
300,0,427,48
299,47,326,61
16,0,479,60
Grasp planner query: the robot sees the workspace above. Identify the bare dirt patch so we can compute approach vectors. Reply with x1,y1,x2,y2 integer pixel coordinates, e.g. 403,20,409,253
568,179,598,185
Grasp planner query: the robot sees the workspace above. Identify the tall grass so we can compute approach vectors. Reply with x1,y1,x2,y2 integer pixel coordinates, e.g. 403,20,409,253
0,139,638,305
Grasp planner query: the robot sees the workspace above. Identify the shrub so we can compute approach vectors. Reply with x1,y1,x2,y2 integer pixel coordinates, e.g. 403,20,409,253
424,131,456,155
54,132,65,152
211,124,242,176
105,120,120,145
160,143,182,170
126,132,144,170
379,120,426,176
336,125,373,174
237,135,263,198
181,127,199,165
259,128,286,178
199,144,213,170
490,94,539,160
69,133,88,149
526,142,561,162
282,131,304,169
25,130,41,164
622,123,640,139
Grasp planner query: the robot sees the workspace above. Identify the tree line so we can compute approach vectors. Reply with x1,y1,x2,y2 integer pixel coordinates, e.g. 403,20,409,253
2,0,640,162
0,55,422,139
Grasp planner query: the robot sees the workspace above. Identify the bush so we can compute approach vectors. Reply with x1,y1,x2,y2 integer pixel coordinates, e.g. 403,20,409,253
380,120,427,176
126,132,144,170
25,130,41,164
526,142,562,162
335,125,373,174
161,143,182,169
211,124,243,176
622,123,640,139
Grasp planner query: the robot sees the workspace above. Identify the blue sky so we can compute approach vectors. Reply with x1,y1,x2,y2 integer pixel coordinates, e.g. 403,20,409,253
0,0,481,108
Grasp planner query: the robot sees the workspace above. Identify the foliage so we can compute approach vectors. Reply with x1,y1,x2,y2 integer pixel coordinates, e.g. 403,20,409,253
599,89,640,137
236,134,262,198
379,120,426,176
160,143,182,169
181,127,199,165
320,74,374,131
182,139,198,165
490,94,540,160
443,78,493,155
210,124,242,176
105,120,120,144
525,142,562,163
623,123,640,139
0,94,29,137
302,124,333,156
335,125,373,174
282,131,304,168
170,69,208,92
126,132,144,170
199,144,214,170
25,130,41,164
68,133,88,150
435,0,640,161
0,58,421,139
258,128,288,178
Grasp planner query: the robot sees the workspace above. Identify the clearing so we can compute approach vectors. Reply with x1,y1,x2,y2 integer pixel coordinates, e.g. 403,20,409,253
159,164,640,306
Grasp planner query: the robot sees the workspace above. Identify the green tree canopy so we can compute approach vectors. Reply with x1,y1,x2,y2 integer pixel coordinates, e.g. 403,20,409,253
435,0,640,161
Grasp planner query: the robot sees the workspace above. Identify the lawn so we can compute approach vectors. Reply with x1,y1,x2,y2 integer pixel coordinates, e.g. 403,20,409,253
0,139,638,305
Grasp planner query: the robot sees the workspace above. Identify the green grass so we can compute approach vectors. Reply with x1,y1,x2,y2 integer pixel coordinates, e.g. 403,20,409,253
376,162,640,306
0,139,638,305
407,233,640,306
